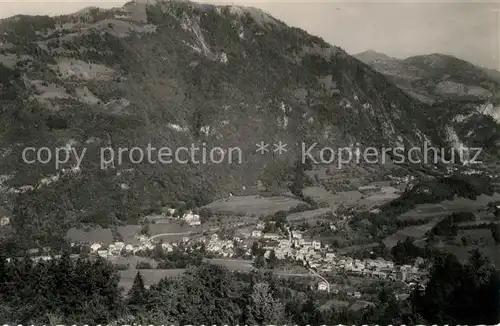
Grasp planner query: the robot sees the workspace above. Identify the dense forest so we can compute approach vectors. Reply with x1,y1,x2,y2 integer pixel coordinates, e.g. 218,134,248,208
0,251,498,325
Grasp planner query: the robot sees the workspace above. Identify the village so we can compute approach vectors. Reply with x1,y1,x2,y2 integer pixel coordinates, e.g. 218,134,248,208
11,203,429,297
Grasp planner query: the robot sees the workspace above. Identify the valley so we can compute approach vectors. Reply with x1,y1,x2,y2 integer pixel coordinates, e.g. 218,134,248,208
0,0,499,324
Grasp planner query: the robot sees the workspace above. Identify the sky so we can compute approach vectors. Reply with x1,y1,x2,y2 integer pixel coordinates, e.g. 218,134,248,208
1,0,499,69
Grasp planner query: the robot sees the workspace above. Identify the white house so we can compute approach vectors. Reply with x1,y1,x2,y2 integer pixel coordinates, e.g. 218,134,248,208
0,216,10,227
114,242,125,251
312,240,321,250
263,233,280,240
251,230,263,238
90,243,102,252
97,250,108,258
161,243,174,252
317,281,329,291
292,230,303,239
183,211,201,226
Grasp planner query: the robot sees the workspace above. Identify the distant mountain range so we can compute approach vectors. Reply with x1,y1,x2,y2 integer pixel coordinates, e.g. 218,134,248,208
354,50,500,104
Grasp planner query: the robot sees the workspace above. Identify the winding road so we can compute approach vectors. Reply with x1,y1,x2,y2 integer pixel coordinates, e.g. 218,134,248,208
149,232,193,240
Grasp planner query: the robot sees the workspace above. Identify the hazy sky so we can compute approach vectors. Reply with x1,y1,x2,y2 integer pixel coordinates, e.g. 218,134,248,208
1,0,499,69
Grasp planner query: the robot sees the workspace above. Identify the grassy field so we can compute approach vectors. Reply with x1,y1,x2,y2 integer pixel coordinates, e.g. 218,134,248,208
397,193,500,223
203,195,306,216
149,222,201,236
336,242,380,255
287,208,333,223
302,186,399,212
116,225,142,245
205,258,254,271
383,220,441,249
66,227,114,245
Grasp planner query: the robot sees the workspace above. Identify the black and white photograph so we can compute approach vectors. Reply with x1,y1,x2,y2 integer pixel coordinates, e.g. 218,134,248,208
0,0,499,324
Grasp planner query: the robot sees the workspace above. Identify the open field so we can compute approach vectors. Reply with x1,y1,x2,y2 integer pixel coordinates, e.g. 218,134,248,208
303,186,400,211
205,258,254,271
303,187,363,209
287,208,333,222
66,227,114,245
336,242,380,255
383,220,442,249
149,222,202,236
116,225,142,245
203,195,306,215
398,193,500,222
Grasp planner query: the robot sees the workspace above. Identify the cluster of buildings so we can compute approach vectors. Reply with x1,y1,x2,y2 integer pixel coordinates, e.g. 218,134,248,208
146,208,201,226
203,233,248,258
251,227,426,284
315,256,424,283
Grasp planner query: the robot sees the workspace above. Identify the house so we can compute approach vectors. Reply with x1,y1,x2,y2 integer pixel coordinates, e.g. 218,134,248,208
90,243,102,252
0,207,10,227
188,219,201,226
114,242,125,251
263,233,280,240
164,208,176,216
256,222,265,230
317,281,329,291
302,240,313,247
0,216,10,227
97,250,108,258
183,211,201,226
251,230,263,238
312,240,321,250
124,244,134,252
279,239,292,247
292,230,303,239
325,252,336,260
161,243,173,252
27,248,40,255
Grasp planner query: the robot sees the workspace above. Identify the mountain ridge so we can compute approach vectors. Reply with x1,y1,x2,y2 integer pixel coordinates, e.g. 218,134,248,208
354,50,500,103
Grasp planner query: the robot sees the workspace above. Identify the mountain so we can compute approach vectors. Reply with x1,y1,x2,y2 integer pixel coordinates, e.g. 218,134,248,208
355,51,500,155
0,0,496,247
355,51,500,104
354,50,395,64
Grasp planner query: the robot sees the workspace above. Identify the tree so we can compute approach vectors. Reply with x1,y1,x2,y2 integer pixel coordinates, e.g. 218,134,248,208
246,282,285,324
267,250,278,269
491,223,500,244
289,159,308,197
140,223,150,237
253,254,266,269
251,241,260,256
413,252,500,324
127,272,148,315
